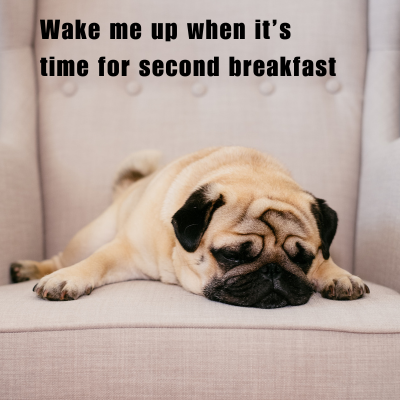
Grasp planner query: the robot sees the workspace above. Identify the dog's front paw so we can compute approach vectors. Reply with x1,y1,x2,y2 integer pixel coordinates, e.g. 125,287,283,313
33,270,93,301
320,274,370,300
10,261,41,283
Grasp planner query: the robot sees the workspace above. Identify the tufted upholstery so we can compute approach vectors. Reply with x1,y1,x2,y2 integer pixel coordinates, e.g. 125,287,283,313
34,0,367,273
1,0,400,399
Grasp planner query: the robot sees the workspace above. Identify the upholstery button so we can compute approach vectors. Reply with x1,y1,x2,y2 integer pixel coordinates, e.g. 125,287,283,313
325,79,341,94
259,81,274,95
126,81,141,96
62,81,77,96
191,82,207,97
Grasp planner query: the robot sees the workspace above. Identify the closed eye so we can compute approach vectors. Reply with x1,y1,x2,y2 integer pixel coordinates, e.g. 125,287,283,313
285,242,315,272
211,248,242,264
211,241,258,268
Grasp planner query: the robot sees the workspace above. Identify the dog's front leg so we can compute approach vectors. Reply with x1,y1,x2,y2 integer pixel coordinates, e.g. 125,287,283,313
33,237,139,301
307,252,370,300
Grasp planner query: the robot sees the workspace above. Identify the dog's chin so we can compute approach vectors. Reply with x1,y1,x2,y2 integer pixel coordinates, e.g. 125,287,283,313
253,292,289,309
203,270,314,309
252,291,312,309
204,288,310,309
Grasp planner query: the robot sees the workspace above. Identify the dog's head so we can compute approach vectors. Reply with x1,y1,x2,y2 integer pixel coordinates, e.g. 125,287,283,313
171,180,337,309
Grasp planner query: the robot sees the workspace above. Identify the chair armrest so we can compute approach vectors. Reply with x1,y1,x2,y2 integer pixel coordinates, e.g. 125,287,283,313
0,0,43,285
355,0,400,292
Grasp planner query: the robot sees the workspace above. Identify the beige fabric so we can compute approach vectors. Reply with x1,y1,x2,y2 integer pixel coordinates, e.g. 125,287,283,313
1,328,400,399
1,2,399,398
35,0,367,274
1,280,399,398
0,0,43,285
0,0,36,49
355,0,400,292
1,280,399,334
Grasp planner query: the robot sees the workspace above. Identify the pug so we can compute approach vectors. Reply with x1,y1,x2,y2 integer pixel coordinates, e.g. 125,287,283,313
10,147,369,308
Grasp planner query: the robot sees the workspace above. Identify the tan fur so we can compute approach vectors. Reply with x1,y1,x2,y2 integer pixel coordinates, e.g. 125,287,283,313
11,147,369,302
113,149,162,200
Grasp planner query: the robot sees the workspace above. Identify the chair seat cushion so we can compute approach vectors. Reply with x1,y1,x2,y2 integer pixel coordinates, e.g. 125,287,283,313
1,280,399,334
1,280,400,399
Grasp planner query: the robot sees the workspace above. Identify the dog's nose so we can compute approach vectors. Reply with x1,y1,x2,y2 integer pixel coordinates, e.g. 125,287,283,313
260,264,283,279
270,264,282,277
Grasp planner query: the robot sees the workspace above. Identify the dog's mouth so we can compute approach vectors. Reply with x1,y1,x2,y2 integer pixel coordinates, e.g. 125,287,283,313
203,264,314,309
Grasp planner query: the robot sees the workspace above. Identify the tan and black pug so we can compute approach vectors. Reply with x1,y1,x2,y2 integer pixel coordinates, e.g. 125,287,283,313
10,147,369,308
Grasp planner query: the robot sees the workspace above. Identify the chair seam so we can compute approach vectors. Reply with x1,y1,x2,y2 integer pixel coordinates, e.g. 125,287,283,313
1,325,399,335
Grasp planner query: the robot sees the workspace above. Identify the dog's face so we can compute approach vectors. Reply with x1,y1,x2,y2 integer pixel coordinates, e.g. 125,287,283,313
171,181,338,309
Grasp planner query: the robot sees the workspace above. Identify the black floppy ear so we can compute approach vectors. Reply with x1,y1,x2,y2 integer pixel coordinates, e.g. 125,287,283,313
311,198,338,260
172,184,224,253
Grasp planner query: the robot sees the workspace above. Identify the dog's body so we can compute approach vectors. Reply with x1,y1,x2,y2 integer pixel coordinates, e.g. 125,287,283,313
11,147,369,307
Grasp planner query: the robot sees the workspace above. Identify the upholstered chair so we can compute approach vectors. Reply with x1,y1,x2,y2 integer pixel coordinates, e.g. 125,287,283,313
1,1,399,398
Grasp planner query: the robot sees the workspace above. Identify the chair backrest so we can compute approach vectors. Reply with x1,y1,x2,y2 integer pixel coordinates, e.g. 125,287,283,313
0,0,370,285
34,0,367,273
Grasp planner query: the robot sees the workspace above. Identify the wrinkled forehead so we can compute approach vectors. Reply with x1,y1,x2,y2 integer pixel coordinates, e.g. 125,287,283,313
248,197,308,220
224,196,317,240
